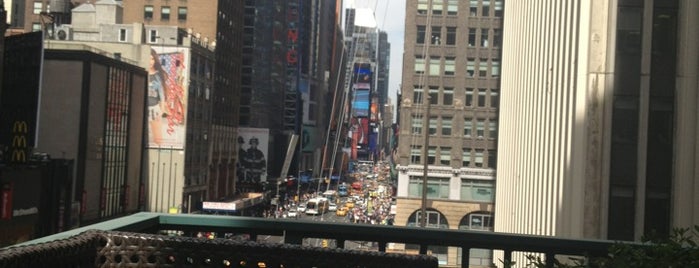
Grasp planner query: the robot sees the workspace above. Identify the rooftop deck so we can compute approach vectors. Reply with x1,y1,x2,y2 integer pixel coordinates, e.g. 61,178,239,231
2,212,624,267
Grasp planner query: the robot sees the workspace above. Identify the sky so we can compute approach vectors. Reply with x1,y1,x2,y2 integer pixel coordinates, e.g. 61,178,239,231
344,0,406,113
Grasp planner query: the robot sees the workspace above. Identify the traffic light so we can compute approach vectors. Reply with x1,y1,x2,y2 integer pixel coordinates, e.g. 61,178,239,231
321,239,328,248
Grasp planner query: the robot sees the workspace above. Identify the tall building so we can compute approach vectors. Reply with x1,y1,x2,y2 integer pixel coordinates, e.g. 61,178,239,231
343,8,391,163
395,0,503,266
121,0,243,208
237,1,341,195
495,0,699,254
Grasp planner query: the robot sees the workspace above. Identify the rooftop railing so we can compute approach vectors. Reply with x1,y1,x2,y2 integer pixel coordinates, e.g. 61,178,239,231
2,212,623,267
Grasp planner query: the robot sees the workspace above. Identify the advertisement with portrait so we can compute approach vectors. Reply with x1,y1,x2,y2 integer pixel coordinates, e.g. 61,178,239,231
236,128,270,183
147,47,189,149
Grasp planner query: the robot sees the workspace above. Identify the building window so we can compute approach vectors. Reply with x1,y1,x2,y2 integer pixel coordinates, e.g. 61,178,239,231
161,6,171,20
440,147,452,165
446,27,457,45
442,117,452,136
479,59,488,77
478,89,487,107
462,149,472,167
475,150,484,167
417,25,426,44
490,90,499,107
428,146,437,164
464,118,473,137
32,23,41,32
417,0,429,14
432,1,443,15
415,56,426,74
443,87,454,105
178,7,188,21
429,86,439,105
431,26,442,45
468,28,476,46
447,0,459,15
412,116,423,134
33,2,42,14
470,0,478,16
488,150,497,168
411,146,422,164
493,29,502,47
429,118,438,136
491,60,500,77
413,86,424,104
118,28,127,42
149,29,158,43
482,0,491,16
409,176,450,199
489,120,498,139
429,57,441,76
467,58,475,77
494,0,503,17
461,180,495,202
481,28,489,47
476,119,485,137
465,88,474,106
444,57,455,75
144,5,154,20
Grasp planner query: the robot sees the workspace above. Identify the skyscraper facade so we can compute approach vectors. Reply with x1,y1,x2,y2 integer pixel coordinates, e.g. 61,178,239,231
122,0,243,207
396,0,503,266
496,0,699,249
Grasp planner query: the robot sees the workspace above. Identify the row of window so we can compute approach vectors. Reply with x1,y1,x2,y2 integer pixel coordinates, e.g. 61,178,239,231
144,6,188,21
408,176,495,202
409,146,497,168
411,116,498,139
412,87,499,108
417,0,504,18
415,57,500,78
417,26,502,48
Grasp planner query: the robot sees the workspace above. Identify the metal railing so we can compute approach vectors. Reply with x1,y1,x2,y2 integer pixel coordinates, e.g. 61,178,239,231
7,212,622,267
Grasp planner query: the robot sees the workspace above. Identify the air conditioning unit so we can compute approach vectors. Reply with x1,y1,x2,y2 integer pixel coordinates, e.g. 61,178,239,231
55,25,73,40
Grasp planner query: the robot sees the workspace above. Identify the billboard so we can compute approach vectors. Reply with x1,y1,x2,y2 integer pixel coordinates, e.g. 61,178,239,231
353,62,372,84
352,89,370,117
1,32,43,164
236,128,270,183
147,47,189,149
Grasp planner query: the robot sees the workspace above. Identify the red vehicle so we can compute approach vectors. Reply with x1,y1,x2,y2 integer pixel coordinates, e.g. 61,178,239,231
351,182,362,194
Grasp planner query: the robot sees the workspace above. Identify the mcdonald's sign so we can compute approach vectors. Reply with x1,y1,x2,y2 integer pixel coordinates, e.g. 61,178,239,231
11,150,26,162
11,136,26,147
12,121,28,133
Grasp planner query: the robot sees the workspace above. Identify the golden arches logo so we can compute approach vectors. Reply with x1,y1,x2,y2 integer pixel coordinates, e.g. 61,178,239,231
11,150,26,162
12,121,28,133
12,136,26,147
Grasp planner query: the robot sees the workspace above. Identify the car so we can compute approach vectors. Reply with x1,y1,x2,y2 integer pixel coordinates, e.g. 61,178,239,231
328,202,338,212
297,204,306,213
287,207,298,218
335,207,348,216
344,201,355,209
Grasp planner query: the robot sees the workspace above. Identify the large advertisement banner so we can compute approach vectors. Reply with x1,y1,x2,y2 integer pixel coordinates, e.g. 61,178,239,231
236,128,270,183
352,89,370,117
147,47,188,149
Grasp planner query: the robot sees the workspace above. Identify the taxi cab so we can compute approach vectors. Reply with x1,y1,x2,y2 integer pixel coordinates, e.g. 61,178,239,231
344,201,355,209
336,207,348,216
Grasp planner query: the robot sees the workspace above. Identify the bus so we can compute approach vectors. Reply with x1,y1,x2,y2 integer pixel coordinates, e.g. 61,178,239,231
305,198,329,215
322,190,339,204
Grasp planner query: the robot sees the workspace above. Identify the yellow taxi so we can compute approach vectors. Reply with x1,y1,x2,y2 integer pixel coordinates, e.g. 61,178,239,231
344,201,355,209
336,207,348,216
